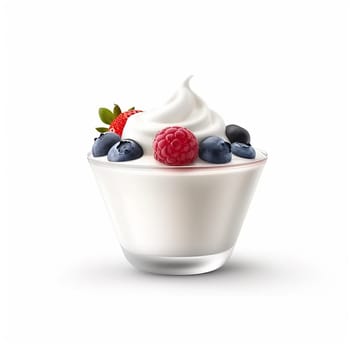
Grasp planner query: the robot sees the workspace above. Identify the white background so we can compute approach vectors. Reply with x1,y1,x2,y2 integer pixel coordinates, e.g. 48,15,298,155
1,0,349,349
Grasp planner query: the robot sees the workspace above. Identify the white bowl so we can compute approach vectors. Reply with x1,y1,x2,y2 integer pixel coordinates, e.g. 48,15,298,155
88,152,267,275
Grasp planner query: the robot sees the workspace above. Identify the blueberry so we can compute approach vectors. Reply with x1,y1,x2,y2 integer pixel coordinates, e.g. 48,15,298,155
231,142,256,159
199,136,232,164
225,124,251,144
107,139,143,162
92,132,121,157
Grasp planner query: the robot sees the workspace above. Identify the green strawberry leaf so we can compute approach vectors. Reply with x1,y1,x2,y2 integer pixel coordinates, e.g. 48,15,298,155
113,104,122,116
96,127,109,133
99,108,115,125
128,106,135,111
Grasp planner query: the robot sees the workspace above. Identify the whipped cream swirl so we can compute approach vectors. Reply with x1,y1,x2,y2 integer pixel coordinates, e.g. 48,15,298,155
122,76,226,155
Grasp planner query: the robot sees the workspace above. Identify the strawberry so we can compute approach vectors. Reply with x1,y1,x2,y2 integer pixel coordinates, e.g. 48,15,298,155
96,105,142,136
109,109,142,136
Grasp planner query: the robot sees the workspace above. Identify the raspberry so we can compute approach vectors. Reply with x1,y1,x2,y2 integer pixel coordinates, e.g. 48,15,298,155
153,126,199,165
109,109,142,136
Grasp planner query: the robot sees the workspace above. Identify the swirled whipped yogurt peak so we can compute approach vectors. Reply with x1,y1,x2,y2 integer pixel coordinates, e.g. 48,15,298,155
122,76,226,156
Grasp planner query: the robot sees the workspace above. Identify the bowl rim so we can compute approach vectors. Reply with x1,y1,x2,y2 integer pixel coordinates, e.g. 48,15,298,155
87,149,268,171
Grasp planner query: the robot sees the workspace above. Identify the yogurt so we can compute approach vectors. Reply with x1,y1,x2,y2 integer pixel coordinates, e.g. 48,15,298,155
88,77,267,275
123,76,226,155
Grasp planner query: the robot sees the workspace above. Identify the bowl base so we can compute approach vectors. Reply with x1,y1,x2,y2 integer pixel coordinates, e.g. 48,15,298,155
122,247,233,275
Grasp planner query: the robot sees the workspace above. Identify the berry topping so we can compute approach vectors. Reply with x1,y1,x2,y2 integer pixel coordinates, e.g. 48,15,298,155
199,136,232,164
109,109,142,137
95,104,142,136
231,142,256,159
107,139,143,162
225,124,251,144
153,126,199,166
92,132,121,157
